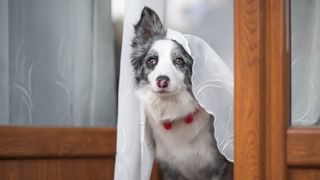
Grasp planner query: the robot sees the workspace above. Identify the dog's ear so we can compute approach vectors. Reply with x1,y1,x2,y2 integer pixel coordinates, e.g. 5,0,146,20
134,7,166,40
131,7,166,83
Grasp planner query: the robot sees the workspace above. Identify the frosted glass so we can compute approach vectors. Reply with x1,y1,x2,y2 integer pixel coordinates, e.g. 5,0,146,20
0,0,117,126
291,0,320,126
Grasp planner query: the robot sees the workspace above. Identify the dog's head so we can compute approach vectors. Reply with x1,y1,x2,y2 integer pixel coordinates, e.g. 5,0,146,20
131,7,193,97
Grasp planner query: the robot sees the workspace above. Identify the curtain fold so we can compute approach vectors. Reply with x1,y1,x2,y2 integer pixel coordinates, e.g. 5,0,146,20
0,0,116,126
115,1,164,179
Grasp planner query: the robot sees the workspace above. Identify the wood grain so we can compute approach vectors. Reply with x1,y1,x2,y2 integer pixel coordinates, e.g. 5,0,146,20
0,158,114,180
235,0,320,179
234,0,266,179
289,168,320,180
287,128,320,167
264,0,290,179
0,126,116,158
0,126,162,180
0,127,116,180
235,0,291,179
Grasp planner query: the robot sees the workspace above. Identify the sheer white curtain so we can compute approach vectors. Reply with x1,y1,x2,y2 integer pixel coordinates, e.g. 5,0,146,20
291,0,320,126
0,0,116,126
115,0,233,179
167,0,233,71
115,1,165,179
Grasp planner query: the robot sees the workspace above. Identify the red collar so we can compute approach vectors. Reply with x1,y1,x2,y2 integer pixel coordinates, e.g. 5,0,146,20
162,107,200,130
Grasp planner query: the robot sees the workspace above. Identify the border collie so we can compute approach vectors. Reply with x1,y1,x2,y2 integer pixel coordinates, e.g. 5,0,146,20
131,7,228,180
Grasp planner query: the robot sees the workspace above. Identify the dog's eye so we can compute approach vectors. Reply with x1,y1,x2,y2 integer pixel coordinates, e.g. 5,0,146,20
146,58,157,65
174,58,185,65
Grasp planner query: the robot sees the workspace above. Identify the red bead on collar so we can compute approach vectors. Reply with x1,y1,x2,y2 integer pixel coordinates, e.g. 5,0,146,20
162,107,200,130
163,121,172,130
184,113,194,124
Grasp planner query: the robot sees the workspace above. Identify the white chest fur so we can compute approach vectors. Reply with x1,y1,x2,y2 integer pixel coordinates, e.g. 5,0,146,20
147,109,220,179
138,88,221,179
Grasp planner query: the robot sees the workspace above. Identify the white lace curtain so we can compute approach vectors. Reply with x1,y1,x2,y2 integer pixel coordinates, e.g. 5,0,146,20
0,0,117,126
291,0,320,126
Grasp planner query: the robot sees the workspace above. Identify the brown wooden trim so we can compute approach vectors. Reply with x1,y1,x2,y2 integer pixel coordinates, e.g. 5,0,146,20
264,0,290,179
234,0,266,179
151,163,163,180
235,0,290,179
0,126,116,158
287,128,320,167
0,158,116,180
289,168,320,180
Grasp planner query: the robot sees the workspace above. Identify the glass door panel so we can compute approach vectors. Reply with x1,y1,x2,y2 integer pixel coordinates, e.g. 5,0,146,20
291,0,320,126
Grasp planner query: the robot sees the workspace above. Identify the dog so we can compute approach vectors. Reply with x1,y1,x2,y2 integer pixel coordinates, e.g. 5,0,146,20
131,7,229,180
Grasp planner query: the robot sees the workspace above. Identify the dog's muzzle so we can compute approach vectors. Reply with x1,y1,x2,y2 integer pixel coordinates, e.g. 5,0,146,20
156,75,170,88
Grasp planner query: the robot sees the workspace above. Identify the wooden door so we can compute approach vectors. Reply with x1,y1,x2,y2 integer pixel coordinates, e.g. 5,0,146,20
0,126,162,180
0,126,116,180
235,0,320,179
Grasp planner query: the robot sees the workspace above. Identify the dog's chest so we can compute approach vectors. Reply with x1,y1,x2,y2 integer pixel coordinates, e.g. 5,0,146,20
148,110,218,178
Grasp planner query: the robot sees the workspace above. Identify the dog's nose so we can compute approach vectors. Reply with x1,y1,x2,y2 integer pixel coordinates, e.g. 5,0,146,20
156,75,170,88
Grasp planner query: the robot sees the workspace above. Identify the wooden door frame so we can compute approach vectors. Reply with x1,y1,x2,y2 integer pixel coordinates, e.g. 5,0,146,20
0,126,117,179
0,126,116,158
235,0,290,179
0,126,162,179
235,0,320,179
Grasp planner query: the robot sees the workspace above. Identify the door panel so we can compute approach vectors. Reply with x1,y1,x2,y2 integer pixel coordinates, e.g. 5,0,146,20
287,128,320,166
234,0,266,177
0,126,116,158
0,158,114,180
0,126,162,180
234,0,289,179
291,0,320,126
0,127,116,180
289,168,320,180
235,0,320,179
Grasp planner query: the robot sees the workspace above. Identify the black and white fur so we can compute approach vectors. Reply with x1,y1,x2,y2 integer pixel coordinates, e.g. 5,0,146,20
131,7,229,180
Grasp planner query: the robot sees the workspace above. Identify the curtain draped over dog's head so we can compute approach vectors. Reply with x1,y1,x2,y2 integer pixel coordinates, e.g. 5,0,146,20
115,2,233,180
166,29,234,161
116,28,234,180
